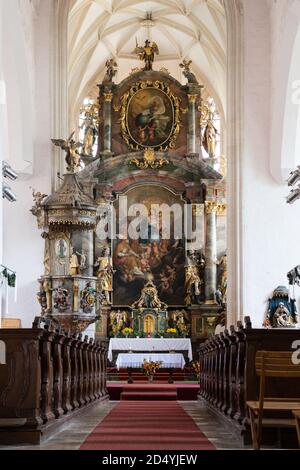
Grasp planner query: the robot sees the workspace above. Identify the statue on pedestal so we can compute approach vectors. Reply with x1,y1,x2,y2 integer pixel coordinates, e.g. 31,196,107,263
103,58,118,83
184,266,202,305
202,119,218,157
95,247,114,305
179,59,198,84
51,132,81,173
134,39,159,71
266,286,298,328
70,248,80,275
80,116,97,157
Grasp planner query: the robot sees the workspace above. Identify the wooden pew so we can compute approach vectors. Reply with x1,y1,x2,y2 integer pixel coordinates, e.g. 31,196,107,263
247,351,300,450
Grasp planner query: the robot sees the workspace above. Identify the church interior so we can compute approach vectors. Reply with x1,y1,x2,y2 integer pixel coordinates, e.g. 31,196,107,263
1,0,300,453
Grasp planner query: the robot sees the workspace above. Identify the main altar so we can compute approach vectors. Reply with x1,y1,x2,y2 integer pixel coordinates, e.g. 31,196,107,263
31,41,227,349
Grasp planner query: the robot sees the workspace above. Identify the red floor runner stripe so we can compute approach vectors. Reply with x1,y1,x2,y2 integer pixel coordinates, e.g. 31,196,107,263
80,401,215,450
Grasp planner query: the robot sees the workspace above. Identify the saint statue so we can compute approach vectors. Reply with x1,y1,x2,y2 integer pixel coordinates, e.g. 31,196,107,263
217,253,227,304
70,248,80,275
43,279,52,313
80,116,97,157
95,247,114,305
52,131,81,173
134,40,159,71
202,119,218,157
103,58,117,82
184,266,202,305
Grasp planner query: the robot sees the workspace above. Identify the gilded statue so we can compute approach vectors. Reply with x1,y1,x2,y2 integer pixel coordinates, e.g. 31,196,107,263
109,310,128,336
173,310,190,337
80,116,97,157
52,131,81,173
202,119,218,157
184,266,202,305
134,39,159,71
43,279,52,313
95,247,114,305
179,59,198,84
70,248,80,275
132,275,168,310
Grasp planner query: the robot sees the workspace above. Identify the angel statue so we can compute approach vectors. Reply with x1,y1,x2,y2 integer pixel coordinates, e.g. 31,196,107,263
51,131,81,173
134,39,159,71
103,58,118,82
179,59,198,84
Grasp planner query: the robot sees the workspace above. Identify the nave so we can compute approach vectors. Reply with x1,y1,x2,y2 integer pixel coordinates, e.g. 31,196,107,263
0,400,245,451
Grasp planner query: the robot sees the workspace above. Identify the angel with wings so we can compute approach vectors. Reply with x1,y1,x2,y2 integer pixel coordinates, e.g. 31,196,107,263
51,131,82,173
134,39,159,71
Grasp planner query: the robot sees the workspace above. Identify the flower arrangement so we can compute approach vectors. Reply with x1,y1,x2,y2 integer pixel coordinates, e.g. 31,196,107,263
122,327,133,337
177,323,190,337
191,360,201,378
166,327,177,337
111,323,120,337
142,359,162,377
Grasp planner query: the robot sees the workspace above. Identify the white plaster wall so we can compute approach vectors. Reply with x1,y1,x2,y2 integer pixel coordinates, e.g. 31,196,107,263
242,0,300,326
1,0,52,327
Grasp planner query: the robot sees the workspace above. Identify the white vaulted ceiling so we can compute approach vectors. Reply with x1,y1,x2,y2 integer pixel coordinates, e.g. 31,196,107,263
68,0,226,124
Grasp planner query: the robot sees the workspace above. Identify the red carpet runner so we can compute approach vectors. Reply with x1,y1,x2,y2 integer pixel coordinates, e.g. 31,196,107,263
80,401,215,450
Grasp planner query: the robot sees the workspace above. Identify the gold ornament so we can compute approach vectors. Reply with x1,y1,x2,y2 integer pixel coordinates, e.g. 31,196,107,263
129,148,169,169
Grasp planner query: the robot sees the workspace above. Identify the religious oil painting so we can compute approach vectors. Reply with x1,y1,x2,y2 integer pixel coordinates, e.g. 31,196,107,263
112,185,185,306
127,88,174,148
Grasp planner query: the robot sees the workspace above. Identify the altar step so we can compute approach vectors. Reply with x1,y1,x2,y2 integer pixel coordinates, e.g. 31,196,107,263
120,385,178,401
107,367,196,382
108,383,200,401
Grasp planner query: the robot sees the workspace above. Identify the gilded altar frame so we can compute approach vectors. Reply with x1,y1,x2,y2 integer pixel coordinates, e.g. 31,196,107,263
119,80,181,151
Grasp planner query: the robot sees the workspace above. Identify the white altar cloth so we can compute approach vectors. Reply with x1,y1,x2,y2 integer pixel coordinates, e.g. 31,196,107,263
116,353,185,370
108,338,192,362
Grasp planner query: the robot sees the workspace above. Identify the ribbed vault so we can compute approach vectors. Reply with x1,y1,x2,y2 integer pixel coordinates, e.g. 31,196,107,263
68,0,226,126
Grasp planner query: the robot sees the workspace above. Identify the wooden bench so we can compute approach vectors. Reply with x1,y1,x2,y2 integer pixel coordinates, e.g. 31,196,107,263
246,351,300,450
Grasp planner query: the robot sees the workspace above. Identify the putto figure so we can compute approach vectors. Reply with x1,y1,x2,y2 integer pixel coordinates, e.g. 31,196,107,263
134,39,159,71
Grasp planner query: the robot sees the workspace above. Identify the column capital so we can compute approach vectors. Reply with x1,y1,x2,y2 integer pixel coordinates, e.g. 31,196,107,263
205,200,218,214
187,94,198,104
103,92,113,102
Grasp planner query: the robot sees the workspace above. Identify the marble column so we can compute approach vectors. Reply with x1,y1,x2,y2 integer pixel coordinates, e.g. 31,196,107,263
82,230,94,277
204,201,218,303
187,94,198,156
102,91,113,155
